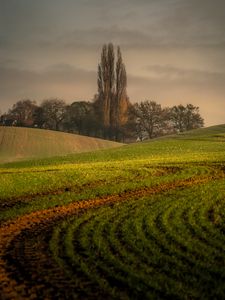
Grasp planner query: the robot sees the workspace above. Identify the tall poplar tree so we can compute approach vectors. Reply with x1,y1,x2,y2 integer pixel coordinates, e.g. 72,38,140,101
96,43,129,140
115,46,129,131
97,43,115,128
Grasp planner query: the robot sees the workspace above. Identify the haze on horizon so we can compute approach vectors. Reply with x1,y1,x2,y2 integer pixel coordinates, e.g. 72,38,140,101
0,0,225,126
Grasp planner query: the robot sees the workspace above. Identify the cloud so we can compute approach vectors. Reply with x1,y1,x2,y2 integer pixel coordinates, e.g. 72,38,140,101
0,0,225,126
2,0,225,53
40,22,225,54
54,27,151,49
127,69,225,127
0,62,225,127
145,65,225,85
151,0,225,48
0,64,97,113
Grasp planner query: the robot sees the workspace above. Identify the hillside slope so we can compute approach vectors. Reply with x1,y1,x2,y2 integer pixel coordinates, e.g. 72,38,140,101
174,124,225,140
0,126,123,163
1,125,225,299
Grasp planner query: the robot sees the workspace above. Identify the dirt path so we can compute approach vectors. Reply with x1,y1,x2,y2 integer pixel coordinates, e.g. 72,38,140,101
0,175,222,299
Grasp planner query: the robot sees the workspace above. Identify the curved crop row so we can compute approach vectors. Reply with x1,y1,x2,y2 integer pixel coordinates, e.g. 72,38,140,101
49,180,225,299
1,164,225,299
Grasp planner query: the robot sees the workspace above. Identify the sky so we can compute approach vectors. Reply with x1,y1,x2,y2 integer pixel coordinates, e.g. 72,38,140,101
0,0,225,126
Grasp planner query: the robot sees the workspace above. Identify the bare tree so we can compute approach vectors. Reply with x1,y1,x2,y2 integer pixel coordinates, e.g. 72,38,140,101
132,100,168,139
185,104,204,130
64,101,98,135
170,104,204,132
8,99,38,127
40,98,67,130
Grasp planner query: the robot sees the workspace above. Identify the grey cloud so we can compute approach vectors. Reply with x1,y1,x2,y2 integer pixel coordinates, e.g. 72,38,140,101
127,71,225,126
0,64,97,112
0,0,225,126
1,0,225,53
0,64,96,90
0,36,9,48
42,22,225,52
44,63,96,80
145,65,225,85
150,0,225,47
0,1,50,38
58,27,151,49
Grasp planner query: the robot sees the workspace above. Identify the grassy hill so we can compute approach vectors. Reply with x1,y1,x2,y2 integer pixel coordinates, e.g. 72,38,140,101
174,123,225,140
1,124,225,299
0,126,123,163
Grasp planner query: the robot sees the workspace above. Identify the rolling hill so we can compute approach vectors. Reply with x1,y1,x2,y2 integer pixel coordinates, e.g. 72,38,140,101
1,124,225,298
0,126,123,163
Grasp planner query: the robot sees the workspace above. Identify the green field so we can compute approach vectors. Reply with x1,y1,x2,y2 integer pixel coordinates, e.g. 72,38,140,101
1,124,225,299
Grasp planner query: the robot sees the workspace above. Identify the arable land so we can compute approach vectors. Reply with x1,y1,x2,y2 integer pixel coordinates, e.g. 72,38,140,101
1,125,225,299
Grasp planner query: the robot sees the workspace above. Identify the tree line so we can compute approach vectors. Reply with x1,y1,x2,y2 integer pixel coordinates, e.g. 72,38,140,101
0,43,204,142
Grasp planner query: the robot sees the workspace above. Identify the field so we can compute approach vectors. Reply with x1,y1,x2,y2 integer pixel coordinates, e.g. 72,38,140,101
1,124,225,299
0,126,122,163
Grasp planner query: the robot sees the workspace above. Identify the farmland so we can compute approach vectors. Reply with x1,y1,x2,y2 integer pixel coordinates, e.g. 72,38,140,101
1,124,225,299
0,126,122,164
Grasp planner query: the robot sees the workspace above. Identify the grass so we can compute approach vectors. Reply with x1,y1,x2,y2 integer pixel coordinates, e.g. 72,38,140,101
1,124,225,299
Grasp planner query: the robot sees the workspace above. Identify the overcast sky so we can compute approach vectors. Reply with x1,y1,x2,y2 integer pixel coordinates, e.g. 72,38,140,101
0,0,225,126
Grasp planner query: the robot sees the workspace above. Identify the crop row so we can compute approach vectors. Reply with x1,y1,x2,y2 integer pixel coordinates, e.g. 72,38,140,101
1,164,225,299
48,178,225,299
1,163,223,224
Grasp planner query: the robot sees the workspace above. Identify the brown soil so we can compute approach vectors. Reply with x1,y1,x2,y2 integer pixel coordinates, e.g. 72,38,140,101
0,166,181,212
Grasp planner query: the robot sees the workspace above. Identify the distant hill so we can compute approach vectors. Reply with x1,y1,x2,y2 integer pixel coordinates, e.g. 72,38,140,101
174,124,225,140
0,127,123,163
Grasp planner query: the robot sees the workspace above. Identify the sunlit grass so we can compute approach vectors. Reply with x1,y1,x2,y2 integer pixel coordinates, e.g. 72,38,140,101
1,124,225,298
1,124,225,222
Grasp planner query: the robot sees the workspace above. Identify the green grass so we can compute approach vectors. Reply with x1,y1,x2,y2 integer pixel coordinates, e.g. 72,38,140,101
1,124,225,299
1,125,225,220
